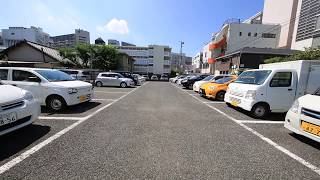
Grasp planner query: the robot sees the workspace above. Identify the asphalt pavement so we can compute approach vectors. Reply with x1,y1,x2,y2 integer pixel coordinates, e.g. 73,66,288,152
0,82,319,179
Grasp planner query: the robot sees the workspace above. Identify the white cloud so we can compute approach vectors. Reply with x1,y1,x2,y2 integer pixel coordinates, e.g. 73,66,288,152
97,18,129,35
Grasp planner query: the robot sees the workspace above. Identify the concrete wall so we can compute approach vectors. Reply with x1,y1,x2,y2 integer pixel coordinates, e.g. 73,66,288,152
227,23,280,54
262,0,298,48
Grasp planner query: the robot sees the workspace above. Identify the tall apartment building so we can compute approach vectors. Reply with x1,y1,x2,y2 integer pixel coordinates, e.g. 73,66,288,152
117,45,171,75
0,32,3,45
51,29,90,48
291,0,320,50
1,26,52,47
262,0,299,48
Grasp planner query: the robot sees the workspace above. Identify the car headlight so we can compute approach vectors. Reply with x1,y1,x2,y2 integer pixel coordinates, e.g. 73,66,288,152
245,90,256,100
23,91,34,101
209,86,216,90
68,88,78,94
290,100,299,114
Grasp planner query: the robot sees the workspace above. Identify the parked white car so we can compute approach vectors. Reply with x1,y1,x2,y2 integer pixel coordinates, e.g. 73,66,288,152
95,72,135,88
225,60,320,118
193,75,228,92
151,75,158,80
133,74,145,86
59,69,91,82
285,88,320,143
0,67,93,111
0,83,40,136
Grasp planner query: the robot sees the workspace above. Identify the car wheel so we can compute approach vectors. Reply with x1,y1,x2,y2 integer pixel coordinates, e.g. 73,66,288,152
47,95,66,112
96,81,103,87
226,102,232,107
188,84,193,89
251,103,269,118
216,91,226,101
120,82,127,88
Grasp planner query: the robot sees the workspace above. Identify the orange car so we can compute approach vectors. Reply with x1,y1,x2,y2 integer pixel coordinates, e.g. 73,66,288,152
199,75,237,101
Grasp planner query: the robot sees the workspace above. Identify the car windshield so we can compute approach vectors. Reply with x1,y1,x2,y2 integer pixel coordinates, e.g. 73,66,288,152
234,70,271,85
214,77,234,84
202,75,214,81
35,70,75,82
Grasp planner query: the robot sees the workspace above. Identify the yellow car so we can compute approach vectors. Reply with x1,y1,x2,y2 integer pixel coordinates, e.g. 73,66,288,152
199,75,237,101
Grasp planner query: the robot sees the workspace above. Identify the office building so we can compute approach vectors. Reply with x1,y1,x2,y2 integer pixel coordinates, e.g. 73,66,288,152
1,26,52,47
51,29,90,48
121,41,136,46
108,39,120,46
262,0,299,48
291,0,320,50
117,44,171,75
170,53,192,72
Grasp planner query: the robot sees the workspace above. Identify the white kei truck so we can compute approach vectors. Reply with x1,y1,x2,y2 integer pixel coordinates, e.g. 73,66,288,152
224,60,320,118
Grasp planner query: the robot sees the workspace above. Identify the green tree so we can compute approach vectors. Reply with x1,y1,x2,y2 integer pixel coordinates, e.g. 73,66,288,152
75,43,91,67
264,48,320,64
58,47,81,67
91,45,119,71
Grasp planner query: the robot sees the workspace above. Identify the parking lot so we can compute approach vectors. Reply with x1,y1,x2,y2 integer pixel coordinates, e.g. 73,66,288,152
0,81,319,179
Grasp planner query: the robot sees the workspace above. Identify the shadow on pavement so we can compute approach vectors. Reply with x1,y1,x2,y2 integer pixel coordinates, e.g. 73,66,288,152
41,101,102,115
290,133,320,150
228,105,286,121
0,124,50,161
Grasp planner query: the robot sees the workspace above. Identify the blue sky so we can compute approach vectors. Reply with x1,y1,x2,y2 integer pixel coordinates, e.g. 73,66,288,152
0,0,264,56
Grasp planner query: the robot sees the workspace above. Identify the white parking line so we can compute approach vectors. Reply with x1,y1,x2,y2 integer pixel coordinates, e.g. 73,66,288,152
172,83,320,176
203,101,225,104
38,116,82,121
0,82,149,175
236,120,285,124
92,98,117,101
94,91,128,94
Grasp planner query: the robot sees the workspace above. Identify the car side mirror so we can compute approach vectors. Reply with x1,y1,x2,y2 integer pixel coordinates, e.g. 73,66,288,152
28,77,41,83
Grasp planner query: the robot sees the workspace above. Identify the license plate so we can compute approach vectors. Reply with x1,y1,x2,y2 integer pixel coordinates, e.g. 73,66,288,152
0,112,18,126
231,100,238,107
79,94,90,102
301,121,320,137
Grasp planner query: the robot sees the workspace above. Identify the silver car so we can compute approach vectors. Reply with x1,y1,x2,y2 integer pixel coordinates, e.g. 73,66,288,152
95,72,135,88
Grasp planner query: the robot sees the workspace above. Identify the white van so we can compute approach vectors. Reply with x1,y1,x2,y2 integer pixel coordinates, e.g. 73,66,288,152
0,67,93,111
225,60,320,118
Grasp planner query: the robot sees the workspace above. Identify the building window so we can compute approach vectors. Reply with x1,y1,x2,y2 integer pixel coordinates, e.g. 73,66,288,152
248,32,251,36
262,33,276,38
254,33,257,37
316,15,320,30
11,33,15,35
239,32,242,36
149,56,154,58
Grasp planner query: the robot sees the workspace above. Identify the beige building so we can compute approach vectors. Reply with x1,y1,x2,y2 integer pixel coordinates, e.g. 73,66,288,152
262,0,299,48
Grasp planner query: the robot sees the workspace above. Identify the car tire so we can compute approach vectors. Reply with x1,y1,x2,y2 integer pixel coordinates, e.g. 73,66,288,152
96,81,103,87
226,102,232,107
251,103,269,118
47,95,66,112
188,84,193,90
120,82,127,88
216,91,226,101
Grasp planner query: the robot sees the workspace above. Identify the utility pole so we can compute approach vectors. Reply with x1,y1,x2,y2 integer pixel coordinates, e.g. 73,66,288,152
179,41,184,73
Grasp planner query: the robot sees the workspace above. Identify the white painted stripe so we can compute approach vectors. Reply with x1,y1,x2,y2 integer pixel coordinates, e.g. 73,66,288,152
38,116,82,121
94,91,127,94
92,98,117,101
236,120,285,124
172,83,320,176
0,82,148,175
203,101,225,104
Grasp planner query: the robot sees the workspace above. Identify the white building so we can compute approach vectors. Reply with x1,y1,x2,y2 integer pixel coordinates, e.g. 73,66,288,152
201,43,212,73
1,26,52,47
117,45,171,75
192,52,202,73
291,0,320,50
51,29,90,48
262,0,299,48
